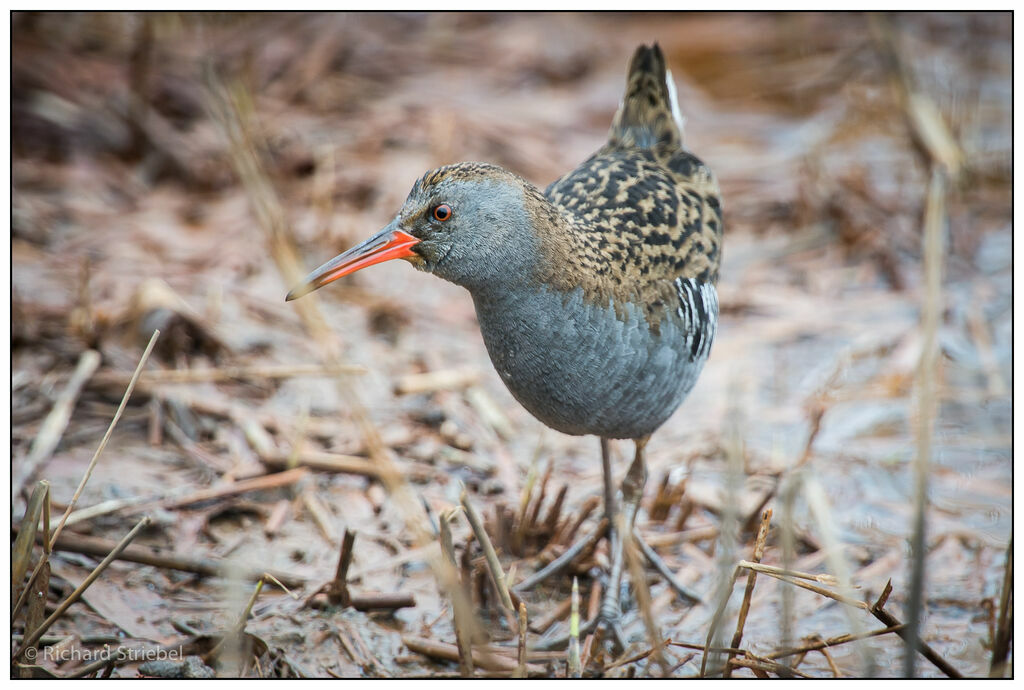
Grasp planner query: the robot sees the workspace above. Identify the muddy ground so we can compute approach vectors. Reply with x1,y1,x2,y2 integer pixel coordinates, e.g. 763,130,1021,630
11,12,1012,678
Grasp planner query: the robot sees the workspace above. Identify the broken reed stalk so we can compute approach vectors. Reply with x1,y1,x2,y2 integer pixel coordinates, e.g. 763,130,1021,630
725,510,772,678
460,487,515,622
736,560,839,586
988,535,1013,677
14,516,152,661
567,577,581,678
516,602,528,678
50,329,160,547
438,508,486,677
905,168,945,678
12,482,49,608
14,349,101,499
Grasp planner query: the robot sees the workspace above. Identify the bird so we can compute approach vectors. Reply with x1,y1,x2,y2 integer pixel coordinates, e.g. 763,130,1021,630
287,43,722,648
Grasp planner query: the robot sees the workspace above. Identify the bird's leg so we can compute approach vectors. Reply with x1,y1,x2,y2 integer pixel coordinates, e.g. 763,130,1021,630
600,437,617,556
595,436,649,652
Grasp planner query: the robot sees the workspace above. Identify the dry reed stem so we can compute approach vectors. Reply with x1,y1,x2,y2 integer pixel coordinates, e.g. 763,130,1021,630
33,527,304,586
725,509,772,677
736,560,839,586
742,567,868,610
49,330,160,547
988,535,1013,677
14,349,101,499
515,602,528,678
301,488,338,544
768,624,904,660
91,362,365,387
438,508,482,677
12,482,49,609
465,386,515,440
801,474,874,671
701,401,744,677
904,168,945,677
14,515,152,661
460,487,515,620
402,637,544,676
393,367,480,395
163,467,309,509
207,577,265,665
625,528,668,675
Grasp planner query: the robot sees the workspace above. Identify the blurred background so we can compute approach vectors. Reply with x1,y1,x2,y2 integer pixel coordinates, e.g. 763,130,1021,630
11,12,1012,678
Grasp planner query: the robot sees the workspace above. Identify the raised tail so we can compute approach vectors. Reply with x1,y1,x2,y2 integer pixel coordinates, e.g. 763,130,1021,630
607,43,684,150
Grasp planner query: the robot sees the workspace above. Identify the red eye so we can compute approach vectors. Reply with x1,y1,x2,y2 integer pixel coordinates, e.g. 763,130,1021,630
433,204,452,222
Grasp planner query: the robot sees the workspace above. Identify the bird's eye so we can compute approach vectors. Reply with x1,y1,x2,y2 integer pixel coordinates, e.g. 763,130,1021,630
432,204,452,222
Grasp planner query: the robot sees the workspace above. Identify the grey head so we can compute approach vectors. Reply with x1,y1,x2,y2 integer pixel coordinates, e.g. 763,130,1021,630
286,162,550,301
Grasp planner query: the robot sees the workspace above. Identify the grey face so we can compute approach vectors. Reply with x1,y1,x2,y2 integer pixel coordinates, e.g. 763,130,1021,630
395,172,542,292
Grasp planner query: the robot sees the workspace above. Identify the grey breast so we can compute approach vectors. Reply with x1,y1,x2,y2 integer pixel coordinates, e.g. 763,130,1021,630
472,280,717,440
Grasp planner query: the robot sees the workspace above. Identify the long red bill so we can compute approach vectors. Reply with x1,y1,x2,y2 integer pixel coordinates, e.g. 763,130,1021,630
286,227,419,301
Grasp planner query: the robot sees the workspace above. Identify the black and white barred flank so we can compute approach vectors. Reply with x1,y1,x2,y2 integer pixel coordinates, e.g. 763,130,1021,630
674,276,718,361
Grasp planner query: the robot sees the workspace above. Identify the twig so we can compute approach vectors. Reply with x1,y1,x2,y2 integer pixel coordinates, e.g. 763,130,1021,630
14,349,101,499
725,509,772,677
870,580,962,678
49,330,160,547
514,518,608,592
460,487,514,616
634,528,702,605
14,516,151,659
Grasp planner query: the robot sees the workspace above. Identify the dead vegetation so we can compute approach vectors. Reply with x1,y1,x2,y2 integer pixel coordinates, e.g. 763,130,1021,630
11,11,1011,678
